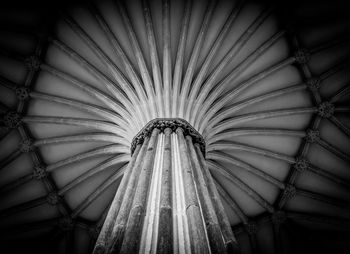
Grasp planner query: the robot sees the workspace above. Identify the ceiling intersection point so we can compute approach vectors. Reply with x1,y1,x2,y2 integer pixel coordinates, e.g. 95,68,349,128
293,157,309,173
33,165,48,180
18,139,34,153
24,55,41,71
305,129,321,143
306,77,321,92
15,86,30,101
294,48,311,64
317,101,335,118
3,111,22,129
47,192,61,206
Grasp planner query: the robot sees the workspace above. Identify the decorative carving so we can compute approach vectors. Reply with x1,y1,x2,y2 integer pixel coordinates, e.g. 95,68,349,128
272,211,287,225
283,184,296,201
131,118,205,155
305,129,320,143
33,165,47,180
47,192,61,205
164,127,172,135
245,221,258,235
19,139,34,153
25,55,41,71
294,48,310,64
293,157,309,173
58,216,74,231
317,101,334,118
3,111,21,129
15,86,30,100
306,77,320,92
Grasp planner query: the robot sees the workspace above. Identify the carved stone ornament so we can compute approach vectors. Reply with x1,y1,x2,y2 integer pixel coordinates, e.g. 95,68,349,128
283,184,296,201
305,129,320,143
294,48,310,64
47,192,61,205
25,55,41,71
15,86,30,100
293,157,309,173
19,139,34,153
306,77,320,91
33,165,47,180
317,101,334,118
3,111,21,129
130,118,206,155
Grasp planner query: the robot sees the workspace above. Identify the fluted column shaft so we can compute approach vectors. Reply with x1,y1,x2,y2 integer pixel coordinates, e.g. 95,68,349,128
195,143,239,253
93,143,142,254
117,128,160,254
177,128,210,254
106,136,151,253
94,119,239,254
157,128,173,253
186,136,226,254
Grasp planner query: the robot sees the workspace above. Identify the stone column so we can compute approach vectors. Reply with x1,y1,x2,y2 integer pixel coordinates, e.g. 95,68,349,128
187,137,226,254
177,128,210,254
93,118,239,254
118,128,160,253
92,143,143,254
156,127,173,253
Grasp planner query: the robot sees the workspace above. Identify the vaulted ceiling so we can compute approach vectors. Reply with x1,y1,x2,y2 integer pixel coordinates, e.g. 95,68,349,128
0,0,350,253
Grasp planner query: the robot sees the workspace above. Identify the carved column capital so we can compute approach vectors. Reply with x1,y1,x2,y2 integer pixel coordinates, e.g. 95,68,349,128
131,118,205,155
164,127,172,135
175,127,184,135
